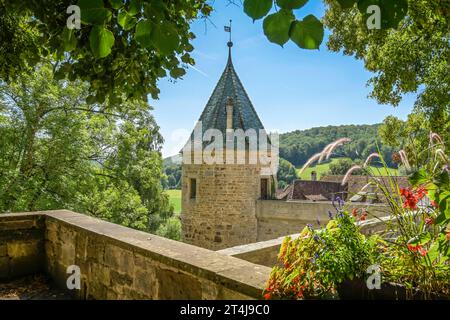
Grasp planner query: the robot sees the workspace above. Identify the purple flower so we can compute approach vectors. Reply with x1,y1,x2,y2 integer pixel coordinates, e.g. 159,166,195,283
316,217,321,226
328,211,333,219
307,224,314,230
313,234,320,242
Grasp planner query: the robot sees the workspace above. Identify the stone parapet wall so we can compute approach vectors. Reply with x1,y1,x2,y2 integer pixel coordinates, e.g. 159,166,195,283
219,216,394,268
256,200,390,241
0,211,271,300
0,213,45,280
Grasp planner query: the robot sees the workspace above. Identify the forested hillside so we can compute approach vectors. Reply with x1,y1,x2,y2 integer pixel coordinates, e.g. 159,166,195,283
279,124,396,167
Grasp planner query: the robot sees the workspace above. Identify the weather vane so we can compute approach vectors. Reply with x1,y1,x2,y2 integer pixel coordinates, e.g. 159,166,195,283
224,19,233,48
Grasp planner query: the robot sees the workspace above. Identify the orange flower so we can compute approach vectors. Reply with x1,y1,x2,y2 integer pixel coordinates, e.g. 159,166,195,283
418,247,428,256
263,293,271,300
351,208,359,217
446,230,450,241
425,217,434,225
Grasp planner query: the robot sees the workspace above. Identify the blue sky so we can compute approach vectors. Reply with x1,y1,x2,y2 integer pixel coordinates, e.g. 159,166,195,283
151,1,416,158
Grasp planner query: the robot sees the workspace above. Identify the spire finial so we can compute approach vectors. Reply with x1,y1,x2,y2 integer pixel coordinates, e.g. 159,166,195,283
224,19,233,58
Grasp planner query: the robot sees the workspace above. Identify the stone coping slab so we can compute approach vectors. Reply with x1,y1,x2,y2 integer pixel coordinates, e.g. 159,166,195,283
1,210,271,298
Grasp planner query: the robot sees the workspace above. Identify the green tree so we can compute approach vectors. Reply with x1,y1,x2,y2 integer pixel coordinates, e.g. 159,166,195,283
277,158,298,188
0,0,212,104
0,64,175,234
379,112,448,168
323,0,449,134
328,158,355,175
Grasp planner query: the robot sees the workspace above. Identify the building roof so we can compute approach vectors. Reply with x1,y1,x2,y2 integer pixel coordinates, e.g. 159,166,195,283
186,46,266,146
276,180,348,201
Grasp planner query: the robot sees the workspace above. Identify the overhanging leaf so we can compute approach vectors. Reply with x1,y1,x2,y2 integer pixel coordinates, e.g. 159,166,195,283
276,0,308,10
118,10,137,30
62,28,77,52
263,10,295,46
78,0,112,25
289,14,324,50
336,0,357,9
109,0,123,9
244,0,273,21
135,20,153,48
151,23,179,55
170,67,186,78
89,26,115,58
128,0,142,16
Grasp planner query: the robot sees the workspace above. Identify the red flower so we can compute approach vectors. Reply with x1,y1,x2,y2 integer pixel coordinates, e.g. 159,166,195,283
416,187,428,200
351,208,359,217
407,244,422,252
357,211,368,221
425,217,434,225
446,230,450,241
263,293,271,300
418,247,428,257
430,200,438,208
400,188,419,210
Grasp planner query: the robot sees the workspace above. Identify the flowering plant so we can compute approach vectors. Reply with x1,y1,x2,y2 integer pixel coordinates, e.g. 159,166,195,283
264,206,379,300
372,135,450,297
265,133,449,299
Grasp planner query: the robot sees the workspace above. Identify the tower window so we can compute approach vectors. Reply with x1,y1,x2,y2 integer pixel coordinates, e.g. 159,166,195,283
190,178,197,199
261,178,269,200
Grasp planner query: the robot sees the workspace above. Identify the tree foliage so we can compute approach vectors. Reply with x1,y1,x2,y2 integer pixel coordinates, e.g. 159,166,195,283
0,0,212,104
280,124,395,167
324,0,449,133
277,158,298,189
0,64,175,233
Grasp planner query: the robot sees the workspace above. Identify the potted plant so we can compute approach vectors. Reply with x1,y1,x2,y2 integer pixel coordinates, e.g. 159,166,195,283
264,134,450,300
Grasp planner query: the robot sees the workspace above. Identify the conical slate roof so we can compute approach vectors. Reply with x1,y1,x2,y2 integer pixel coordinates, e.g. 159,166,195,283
186,47,266,148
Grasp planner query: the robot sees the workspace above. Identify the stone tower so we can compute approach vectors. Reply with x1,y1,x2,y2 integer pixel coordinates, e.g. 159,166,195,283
181,42,276,250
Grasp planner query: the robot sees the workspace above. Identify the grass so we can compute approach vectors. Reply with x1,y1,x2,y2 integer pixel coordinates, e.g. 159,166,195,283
165,189,181,213
296,158,399,180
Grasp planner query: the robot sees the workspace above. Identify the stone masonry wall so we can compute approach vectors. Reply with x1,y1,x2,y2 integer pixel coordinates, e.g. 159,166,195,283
0,211,270,300
181,163,263,250
42,210,270,299
256,200,390,241
0,213,45,280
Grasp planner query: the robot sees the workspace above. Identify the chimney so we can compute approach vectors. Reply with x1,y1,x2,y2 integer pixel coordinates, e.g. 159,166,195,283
226,96,233,130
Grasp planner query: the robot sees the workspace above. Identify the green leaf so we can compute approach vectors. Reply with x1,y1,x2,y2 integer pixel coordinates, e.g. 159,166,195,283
78,0,112,25
408,168,428,187
426,183,438,202
426,241,440,264
109,0,123,9
289,15,324,50
439,192,450,218
244,0,273,21
336,0,357,9
263,10,295,46
408,232,431,246
128,0,142,16
89,26,115,58
62,28,77,52
435,170,450,190
435,212,449,225
170,67,186,78
118,11,137,30
357,0,408,29
135,20,153,48
276,0,308,10
151,23,179,55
